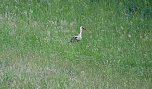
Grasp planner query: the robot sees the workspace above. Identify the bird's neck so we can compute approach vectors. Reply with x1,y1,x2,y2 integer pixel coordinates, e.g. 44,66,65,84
78,29,83,37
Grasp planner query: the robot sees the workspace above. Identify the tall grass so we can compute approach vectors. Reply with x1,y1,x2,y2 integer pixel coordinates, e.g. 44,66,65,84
0,0,152,88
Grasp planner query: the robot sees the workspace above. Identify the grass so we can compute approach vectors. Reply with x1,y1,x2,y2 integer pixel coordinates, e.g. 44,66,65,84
0,0,152,88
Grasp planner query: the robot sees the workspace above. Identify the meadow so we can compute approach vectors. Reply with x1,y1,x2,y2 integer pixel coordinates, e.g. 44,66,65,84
0,0,152,88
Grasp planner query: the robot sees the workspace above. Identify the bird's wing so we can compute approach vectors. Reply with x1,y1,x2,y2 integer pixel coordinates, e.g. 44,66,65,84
70,36,79,42
73,36,78,39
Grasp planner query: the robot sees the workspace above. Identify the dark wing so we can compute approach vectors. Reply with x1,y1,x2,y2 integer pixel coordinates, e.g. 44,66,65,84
70,36,79,42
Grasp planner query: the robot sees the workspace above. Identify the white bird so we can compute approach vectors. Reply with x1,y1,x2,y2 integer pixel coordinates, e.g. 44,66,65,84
70,26,86,42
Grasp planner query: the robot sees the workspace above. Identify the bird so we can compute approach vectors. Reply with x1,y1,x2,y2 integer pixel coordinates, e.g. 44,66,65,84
70,26,86,42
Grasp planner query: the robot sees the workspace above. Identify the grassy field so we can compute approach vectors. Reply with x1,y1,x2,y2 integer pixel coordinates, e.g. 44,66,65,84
0,0,152,89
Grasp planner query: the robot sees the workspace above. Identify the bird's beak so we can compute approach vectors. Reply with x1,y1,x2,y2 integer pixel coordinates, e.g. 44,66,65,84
83,28,86,31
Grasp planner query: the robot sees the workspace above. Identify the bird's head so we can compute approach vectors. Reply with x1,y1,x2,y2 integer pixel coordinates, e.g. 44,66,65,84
80,26,86,31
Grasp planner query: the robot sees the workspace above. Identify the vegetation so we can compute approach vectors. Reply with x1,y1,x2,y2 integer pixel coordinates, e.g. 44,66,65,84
0,0,152,88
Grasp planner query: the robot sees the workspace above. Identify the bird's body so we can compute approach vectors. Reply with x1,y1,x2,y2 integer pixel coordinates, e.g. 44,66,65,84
71,36,81,42
70,26,86,42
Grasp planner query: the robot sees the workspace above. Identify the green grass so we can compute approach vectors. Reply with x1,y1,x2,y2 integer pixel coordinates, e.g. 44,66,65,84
0,0,152,88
